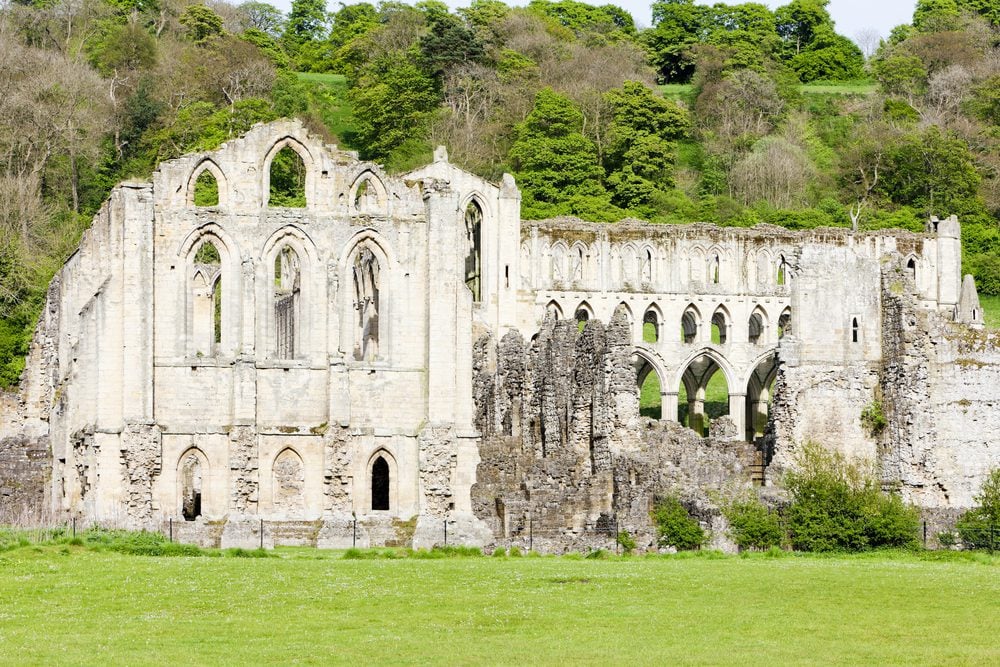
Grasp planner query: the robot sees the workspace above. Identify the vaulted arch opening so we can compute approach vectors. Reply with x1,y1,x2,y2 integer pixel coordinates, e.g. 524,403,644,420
749,311,765,345
711,308,729,345
545,300,563,320
640,247,653,284
269,146,307,207
677,354,730,437
575,304,591,332
745,353,778,445
778,308,792,339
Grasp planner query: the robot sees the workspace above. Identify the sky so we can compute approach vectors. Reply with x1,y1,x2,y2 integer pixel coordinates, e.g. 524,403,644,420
268,0,918,42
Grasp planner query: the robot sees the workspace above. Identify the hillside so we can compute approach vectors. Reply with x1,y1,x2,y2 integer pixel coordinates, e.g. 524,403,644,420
1,0,999,385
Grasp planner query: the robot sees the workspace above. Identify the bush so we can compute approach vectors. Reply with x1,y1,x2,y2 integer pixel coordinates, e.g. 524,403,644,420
651,497,705,550
861,400,887,437
955,469,1000,550
784,442,920,552
720,492,783,551
508,545,522,557
616,530,637,554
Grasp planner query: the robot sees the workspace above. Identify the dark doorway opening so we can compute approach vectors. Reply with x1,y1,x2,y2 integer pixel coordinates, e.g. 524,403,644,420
371,456,390,510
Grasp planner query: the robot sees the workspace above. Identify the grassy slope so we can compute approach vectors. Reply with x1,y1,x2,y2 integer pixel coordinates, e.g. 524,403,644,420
0,547,997,664
296,72,356,145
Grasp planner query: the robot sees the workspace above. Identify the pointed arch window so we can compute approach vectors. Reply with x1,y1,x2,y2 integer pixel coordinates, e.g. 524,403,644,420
353,246,381,361
269,146,307,207
465,200,483,302
193,170,219,206
852,318,859,343
274,246,301,359
192,241,222,356
180,451,204,521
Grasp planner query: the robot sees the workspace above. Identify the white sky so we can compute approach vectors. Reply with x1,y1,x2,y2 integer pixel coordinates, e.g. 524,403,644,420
268,0,917,43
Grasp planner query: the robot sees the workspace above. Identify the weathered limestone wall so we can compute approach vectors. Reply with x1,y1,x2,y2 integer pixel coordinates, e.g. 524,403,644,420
471,312,756,552
880,259,1000,514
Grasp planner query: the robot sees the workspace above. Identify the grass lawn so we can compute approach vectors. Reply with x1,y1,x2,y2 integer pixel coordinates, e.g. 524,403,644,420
980,295,1000,328
0,544,997,665
657,80,875,101
296,72,355,146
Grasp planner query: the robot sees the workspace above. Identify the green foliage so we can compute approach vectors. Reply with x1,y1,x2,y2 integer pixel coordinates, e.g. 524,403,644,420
348,56,439,164
616,529,636,554
784,442,920,552
651,496,706,550
193,170,219,206
419,13,485,80
860,399,887,437
720,492,784,551
268,147,307,207
509,88,619,220
179,5,225,44
955,468,1000,550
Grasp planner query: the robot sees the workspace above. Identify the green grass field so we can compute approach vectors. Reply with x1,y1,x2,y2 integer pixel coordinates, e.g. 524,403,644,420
980,295,1000,328
296,72,356,145
1,543,997,665
657,80,875,101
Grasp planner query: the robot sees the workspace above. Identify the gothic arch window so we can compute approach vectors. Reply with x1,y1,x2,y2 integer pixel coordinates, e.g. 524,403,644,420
179,449,206,521
711,307,729,345
352,245,382,362
191,240,223,356
777,255,791,287
272,448,305,513
852,317,860,343
643,308,660,343
187,160,226,207
350,172,388,216
193,170,219,206
273,246,301,359
465,199,483,302
575,301,592,331
778,308,792,339
551,244,567,283
906,257,917,282
545,300,563,319
371,454,390,511
622,245,638,284
749,310,765,345
570,244,585,283
268,145,307,208
640,247,653,284
681,305,700,344
708,253,721,285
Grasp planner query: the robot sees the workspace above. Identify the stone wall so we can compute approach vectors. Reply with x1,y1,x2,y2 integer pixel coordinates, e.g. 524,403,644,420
471,311,757,552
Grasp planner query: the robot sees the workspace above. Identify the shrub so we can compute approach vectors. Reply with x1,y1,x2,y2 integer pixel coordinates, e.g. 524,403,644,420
616,530,637,554
651,497,705,550
784,442,919,552
861,400,887,437
955,468,1000,550
720,492,783,551
492,547,506,557
508,545,522,557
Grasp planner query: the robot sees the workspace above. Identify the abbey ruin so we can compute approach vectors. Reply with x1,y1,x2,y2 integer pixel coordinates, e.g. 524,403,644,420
1,120,998,550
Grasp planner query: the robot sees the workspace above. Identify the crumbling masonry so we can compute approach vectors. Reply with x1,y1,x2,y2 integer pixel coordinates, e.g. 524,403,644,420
1,120,997,550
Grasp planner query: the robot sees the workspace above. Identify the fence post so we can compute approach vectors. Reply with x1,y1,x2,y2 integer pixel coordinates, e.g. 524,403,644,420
168,518,173,542
259,518,264,550
352,517,357,548
529,516,533,553
922,520,927,548
72,517,76,539
444,517,448,546
615,517,620,555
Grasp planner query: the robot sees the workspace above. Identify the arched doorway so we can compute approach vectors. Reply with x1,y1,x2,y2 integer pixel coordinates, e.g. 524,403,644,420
634,351,665,420
745,352,779,444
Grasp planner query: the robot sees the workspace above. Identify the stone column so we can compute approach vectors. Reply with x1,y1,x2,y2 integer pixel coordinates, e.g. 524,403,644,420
728,392,747,437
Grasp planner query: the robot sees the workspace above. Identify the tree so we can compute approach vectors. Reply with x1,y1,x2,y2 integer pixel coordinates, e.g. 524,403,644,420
775,0,831,55
644,0,707,82
349,55,440,163
282,0,326,47
508,88,618,220
854,28,881,59
789,27,864,82
956,469,1000,549
872,53,927,103
327,2,378,50
238,1,284,36
603,81,689,211
418,13,485,81
179,5,224,44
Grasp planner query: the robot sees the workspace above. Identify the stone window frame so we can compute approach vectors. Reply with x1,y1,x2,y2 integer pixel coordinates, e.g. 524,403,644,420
461,193,489,303
711,304,732,345
178,225,241,361
748,305,769,345
364,448,398,515
681,303,702,344
185,158,229,208
270,446,306,516
261,136,314,209
348,169,389,217
259,226,319,363
643,302,664,344
338,229,395,366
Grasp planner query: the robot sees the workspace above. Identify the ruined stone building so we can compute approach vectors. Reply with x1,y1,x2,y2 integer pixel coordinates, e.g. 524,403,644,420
1,120,998,549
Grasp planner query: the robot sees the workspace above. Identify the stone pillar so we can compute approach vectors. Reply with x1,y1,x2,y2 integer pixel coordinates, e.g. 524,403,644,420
662,390,678,422
728,392,747,437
